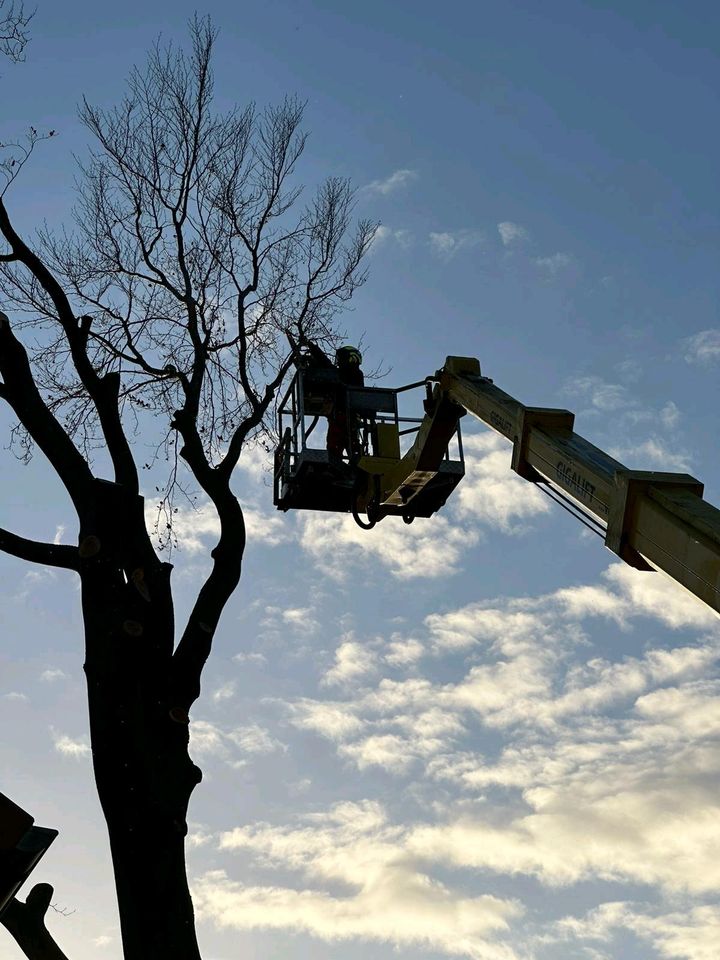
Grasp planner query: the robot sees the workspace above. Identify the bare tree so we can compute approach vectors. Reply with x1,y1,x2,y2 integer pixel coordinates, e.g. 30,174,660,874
0,0,32,62
0,16,375,960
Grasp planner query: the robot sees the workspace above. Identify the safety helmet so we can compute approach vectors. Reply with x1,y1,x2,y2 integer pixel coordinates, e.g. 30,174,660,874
336,345,362,366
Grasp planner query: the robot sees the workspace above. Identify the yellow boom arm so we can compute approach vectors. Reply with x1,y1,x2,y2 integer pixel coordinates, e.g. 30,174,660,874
379,356,720,616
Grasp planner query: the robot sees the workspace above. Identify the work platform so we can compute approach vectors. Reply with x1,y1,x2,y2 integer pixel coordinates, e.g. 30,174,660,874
273,362,465,524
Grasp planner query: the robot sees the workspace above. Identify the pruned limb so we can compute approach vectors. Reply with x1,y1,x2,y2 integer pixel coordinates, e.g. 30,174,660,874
0,526,79,570
0,311,93,511
0,883,72,960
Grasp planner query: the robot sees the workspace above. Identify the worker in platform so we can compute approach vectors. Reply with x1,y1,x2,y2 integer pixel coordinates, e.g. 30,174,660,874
304,341,364,460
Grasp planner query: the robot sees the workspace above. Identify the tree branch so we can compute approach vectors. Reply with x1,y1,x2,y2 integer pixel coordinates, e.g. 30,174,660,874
0,199,139,493
0,0,33,63
0,311,94,512
170,488,244,711
0,883,72,960
0,526,79,570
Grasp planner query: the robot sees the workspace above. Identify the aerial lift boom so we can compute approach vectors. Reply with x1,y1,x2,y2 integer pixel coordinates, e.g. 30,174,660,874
380,356,720,616
274,354,720,616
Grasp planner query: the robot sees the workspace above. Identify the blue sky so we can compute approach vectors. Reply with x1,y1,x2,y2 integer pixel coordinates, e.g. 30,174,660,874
1,1,720,958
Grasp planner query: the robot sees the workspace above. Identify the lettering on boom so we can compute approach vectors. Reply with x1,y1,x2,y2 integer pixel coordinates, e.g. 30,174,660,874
556,460,596,503
489,410,513,436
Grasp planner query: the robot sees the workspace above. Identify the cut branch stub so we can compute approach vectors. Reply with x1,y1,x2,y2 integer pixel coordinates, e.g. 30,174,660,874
79,535,102,558
131,568,151,601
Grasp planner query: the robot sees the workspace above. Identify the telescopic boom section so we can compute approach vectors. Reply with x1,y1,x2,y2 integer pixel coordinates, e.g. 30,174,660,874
390,356,720,616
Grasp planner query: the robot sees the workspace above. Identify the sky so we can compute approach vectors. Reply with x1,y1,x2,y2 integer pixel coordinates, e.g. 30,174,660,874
1,1,720,958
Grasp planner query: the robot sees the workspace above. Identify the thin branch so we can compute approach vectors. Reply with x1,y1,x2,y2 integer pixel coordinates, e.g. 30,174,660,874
0,200,139,493
0,0,33,63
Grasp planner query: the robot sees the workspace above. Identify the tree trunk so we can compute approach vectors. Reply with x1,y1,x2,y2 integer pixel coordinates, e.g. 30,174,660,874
88,663,204,959
78,489,204,960
84,648,204,960
106,823,201,960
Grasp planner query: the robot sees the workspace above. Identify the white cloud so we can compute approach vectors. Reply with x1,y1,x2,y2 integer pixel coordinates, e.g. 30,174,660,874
3,691,28,701
187,822,215,849
227,724,284,755
234,443,274,483
243,507,289,547
384,634,425,666
288,698,365,741
189,719,227,758
660,400,680,429
300,511,479,581
429,229,485,259
497,222,529,247
561,562,717,631
281,606,318,633
284,565,718,775
194,800,523,960
211,681,237,704
607,437,692,472
190,719,284,763
371,225,413,250
565,379,683,451
295,431,551,584
217,557,720,958
148,499,288,554
284,559,718,776
51,729,91,759
534,252,573,274
634,680,720,736
193,871,521,960
232,651,267,665
12,568,55,603
363,168,418,196
565,375,630,412
40,667,69,683
621,905,720,960
392,228,413,248
564,378,690,470
339,706,467,774
554,901,720,960
453,432,549,532
322,636,377,687
260,604,319,636
615,357,643,381
410,722,720,894
682,328,720,366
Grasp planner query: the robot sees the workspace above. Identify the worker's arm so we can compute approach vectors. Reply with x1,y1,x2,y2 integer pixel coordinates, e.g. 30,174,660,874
304,341,335,369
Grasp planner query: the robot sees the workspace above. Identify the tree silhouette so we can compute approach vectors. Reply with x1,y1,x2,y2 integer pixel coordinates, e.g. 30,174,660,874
0,16,375,959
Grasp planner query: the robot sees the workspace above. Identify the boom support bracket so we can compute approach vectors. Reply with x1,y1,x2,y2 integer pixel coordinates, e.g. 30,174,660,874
605,470,704,572
511,407,576,482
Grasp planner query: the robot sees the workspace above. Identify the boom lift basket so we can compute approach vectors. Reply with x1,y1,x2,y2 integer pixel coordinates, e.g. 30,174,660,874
274,361,465,522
